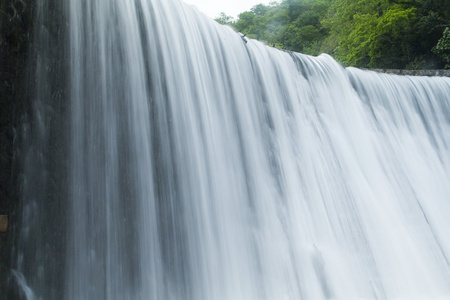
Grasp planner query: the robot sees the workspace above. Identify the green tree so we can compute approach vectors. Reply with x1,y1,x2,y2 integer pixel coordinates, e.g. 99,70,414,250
215,12,234,25
433,27,450,68
230,0,449,68
323,0,421,68
370,6,418,67
234,11,256,33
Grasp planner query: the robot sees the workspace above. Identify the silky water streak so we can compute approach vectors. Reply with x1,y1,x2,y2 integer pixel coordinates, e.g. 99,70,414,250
11,0,450,299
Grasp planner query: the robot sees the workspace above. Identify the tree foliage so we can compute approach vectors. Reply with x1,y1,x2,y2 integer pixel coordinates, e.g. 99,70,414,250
215,12,234,25
219,0,450,69
433,27,450,68
326,1,419,68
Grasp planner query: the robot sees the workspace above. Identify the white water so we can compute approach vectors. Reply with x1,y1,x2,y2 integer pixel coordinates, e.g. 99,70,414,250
14,0,450,299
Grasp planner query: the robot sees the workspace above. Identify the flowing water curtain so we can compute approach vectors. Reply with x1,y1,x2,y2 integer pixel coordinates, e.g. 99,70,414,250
11,0,450,299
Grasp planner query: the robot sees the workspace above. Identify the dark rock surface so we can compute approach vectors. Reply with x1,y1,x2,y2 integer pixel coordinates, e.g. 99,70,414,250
0,0,35,296
1,0,69,297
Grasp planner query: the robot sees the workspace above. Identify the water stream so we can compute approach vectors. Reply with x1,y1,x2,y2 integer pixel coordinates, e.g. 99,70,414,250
12,0,450,299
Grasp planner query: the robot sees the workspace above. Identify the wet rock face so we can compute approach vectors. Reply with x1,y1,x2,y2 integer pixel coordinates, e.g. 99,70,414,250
0,0,35,297
1,0,68,296
0,0,34,212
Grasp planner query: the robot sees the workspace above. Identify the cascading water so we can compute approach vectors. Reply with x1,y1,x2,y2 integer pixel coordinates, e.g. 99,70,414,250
10,0,450,299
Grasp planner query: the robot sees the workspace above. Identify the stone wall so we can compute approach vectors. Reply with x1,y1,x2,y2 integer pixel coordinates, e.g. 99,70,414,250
364,69,450,77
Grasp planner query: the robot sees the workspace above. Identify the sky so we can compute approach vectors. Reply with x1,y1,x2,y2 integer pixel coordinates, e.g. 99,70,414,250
182,0,276,19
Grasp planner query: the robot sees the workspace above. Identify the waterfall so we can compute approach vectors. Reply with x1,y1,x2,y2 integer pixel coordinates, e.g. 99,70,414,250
11,0,450,299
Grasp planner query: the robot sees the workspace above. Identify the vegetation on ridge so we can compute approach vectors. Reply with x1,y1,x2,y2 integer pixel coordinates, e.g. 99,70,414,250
215,0,450,69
